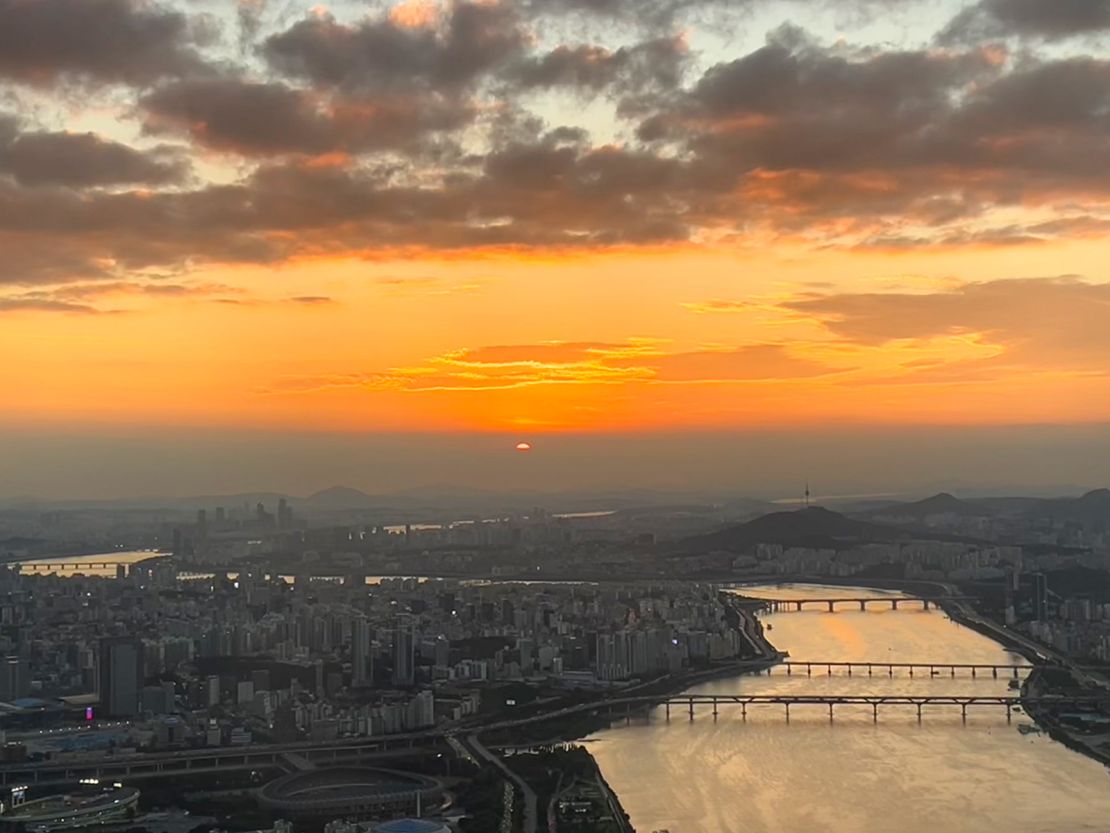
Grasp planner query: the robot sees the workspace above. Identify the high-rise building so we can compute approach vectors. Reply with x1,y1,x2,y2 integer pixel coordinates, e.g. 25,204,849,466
518,638,534,675
352,617,374,688
0,656,29,701
1033,572,1049,620
99,638,144,717
392,617,415,687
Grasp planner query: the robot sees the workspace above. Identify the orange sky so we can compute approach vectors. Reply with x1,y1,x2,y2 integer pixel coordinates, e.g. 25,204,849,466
5,238,1110,434
3,0,1110,446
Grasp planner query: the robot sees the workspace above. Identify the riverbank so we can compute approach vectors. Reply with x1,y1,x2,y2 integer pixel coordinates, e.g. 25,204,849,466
1021,666,1110,769
478,601,781,832
479,610,781,748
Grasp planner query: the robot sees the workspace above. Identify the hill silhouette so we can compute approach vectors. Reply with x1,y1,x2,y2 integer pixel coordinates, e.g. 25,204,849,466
301,486,377,511
1025,489,1110,527
679,506,909,553
868,492,981,520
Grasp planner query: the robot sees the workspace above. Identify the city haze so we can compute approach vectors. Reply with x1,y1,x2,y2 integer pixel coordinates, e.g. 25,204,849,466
1,423,1108,502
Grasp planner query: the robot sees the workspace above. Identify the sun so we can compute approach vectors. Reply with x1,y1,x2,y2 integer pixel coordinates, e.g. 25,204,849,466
515,441,533,452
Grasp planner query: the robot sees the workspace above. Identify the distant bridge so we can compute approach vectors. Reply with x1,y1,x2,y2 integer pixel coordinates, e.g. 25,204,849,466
771,661,1034,679
18,562,130,573
756,596,974,612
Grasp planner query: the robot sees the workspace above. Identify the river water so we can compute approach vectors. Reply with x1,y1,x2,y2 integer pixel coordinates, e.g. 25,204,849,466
588,583,1110,833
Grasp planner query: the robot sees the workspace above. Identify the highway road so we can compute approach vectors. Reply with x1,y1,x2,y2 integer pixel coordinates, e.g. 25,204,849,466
469,734,537,833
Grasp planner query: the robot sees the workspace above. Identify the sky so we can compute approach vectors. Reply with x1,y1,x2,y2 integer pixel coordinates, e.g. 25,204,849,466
2,0,1109,498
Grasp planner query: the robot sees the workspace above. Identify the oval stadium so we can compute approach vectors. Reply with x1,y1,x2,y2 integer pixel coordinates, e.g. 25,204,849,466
257,768,443,821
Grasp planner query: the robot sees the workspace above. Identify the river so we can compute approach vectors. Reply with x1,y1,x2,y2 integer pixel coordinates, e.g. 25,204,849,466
587,583,1110,833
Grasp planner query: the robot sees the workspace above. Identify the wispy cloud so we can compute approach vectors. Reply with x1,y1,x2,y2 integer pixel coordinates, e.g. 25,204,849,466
263,338,846,396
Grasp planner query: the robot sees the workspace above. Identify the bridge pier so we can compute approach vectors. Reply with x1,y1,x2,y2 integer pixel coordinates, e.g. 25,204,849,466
992,668,998,678
741,703,747,720
961,704,968,722
784,703,790,722
806,664,812,676
713,701,719,720
891,599,899,610
859,600,866,611
971,668,977,678
872,704,879,723
665,702,670,721
916,704,923,722
827,601,835,612
828,703,834,722
923,600,931,610
689,697,695,721
951,667,956,677
1013,667,1020,680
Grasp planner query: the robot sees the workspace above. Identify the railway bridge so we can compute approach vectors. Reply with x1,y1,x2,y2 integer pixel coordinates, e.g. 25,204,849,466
770,661,1034,679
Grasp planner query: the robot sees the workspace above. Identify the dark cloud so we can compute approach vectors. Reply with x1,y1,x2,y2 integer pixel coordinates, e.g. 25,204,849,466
0,128,188,187
505,36,687,99
500,35,689,120
0,297,102,314
520,0,725,24
0,0,205,85
4,14,1110,280
509,44,632,90
264,2,525,93
626,29,1110,236
141,78,469,155
938,0,1110,43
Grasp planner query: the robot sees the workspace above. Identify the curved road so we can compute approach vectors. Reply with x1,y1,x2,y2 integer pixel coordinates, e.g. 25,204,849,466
468,734,537,833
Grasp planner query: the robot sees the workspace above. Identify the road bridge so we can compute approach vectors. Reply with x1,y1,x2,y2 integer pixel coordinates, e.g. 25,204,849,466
771,661,1034,679
598,693,1103,724
757,596,974,612
0,740,445,787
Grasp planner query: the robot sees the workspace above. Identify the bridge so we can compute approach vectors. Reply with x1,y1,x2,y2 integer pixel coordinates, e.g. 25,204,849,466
756,596,974,612
599,693,1104,723
770,661,1034,679
0,737,447,787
